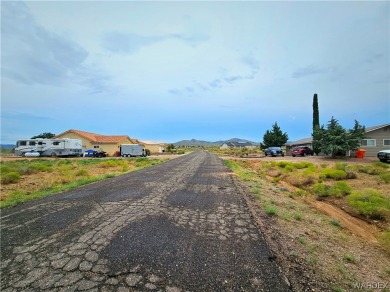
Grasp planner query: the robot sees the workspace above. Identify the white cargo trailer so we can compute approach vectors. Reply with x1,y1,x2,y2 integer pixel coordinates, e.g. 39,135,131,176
120,144,146,157
15,138,83,157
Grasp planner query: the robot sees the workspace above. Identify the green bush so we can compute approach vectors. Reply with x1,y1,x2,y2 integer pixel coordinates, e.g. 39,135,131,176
1,172,21,184
356,166,380,175
294,162,315,169
313,183,329,197
264,204,278,216
329,181,352,197
313,181,352,197
75,169,89,176
335,162,348,171
379,172,390,184
345,171,358,179
347,190,390,219
378,230,390,254
319,168,347,180
372,162,390,169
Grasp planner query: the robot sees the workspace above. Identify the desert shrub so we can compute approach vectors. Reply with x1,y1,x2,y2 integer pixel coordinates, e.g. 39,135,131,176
264,204,278,216
313,183,329,197
319,168,347,180
1,172,21,184
99,160,119,168
266,168,282,177
56,159,72,165
378,230,390,254
285,174,316,187
0,164,11,174
77,159,102,166
294,162,315,169
357,165,380,175
30,163,53,172
379,172,390,184
335,162,349,171
330,219,342,227
347,189,390,219
75,169,89,176
372,162,390,169
345,171,358,179
329,181,352,197
293,212,303,221
58,165,73,172
276,161,292,169
314,181,352,198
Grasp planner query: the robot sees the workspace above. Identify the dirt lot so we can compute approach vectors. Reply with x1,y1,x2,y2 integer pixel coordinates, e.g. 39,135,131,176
222,154,390,291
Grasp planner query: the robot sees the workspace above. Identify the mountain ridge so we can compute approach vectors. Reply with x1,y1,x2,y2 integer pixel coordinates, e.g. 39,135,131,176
173,138,259,147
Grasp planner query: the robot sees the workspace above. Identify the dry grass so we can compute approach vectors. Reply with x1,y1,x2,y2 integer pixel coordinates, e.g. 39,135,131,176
224,158,390,291
0,157,168,208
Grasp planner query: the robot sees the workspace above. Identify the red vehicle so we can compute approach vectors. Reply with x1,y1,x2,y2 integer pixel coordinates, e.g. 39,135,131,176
291,146,314,157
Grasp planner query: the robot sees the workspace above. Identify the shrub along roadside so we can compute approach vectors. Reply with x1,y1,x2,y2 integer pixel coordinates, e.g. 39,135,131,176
346,189,390,220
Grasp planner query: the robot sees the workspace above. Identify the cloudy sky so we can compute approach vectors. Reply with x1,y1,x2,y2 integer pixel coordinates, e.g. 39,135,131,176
1,1,389,144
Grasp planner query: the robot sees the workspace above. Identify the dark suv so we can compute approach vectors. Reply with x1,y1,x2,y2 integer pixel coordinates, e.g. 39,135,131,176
291,146,314,157
264,147,284,157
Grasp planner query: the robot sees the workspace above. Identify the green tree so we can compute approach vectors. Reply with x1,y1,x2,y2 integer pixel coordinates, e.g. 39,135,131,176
312,93,321,155
262,122,289,148
312,93,320,130
166,144,175,153
31,132,55,139
315,117,365,157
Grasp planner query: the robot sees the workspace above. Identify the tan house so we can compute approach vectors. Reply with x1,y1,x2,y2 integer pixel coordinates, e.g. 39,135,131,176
141,141,166,154
55,129,141,156
286,123,390,157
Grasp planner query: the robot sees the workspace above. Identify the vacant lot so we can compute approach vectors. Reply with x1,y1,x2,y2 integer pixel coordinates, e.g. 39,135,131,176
0,157,169,208
222,155,390,291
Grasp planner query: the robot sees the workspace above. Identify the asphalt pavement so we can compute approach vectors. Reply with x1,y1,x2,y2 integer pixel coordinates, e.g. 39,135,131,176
0,151,290,291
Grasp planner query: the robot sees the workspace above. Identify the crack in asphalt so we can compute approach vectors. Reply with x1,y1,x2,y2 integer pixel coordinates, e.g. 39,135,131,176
1,151,290,291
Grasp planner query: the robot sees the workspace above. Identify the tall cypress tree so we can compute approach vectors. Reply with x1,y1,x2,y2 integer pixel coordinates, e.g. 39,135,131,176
312,93,321,155
312,93,319,130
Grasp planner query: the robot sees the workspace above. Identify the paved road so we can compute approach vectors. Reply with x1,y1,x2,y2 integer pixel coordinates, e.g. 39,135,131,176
1,151,290,291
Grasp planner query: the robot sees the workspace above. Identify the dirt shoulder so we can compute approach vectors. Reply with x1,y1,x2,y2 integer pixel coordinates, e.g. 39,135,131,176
224,155,390,292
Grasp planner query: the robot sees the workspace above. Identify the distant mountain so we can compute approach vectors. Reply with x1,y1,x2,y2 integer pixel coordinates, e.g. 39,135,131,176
173,138,259,147
0,144,15,150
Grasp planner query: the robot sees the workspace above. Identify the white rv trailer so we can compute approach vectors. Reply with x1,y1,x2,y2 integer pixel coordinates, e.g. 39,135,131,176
15,138,83,157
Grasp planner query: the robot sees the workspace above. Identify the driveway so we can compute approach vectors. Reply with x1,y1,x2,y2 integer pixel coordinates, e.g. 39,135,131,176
0,151,290,291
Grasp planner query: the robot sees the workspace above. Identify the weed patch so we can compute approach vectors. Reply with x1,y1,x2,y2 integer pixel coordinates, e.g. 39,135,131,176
1,172,20,184
347,189,390,219
320,169,347,180
379,172,390,183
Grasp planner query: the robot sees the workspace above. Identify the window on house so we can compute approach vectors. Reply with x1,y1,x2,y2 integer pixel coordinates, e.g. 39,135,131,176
19,141,27,146
29,141,36,146
53,142,60,145
361,139,376,147
384,139,390,146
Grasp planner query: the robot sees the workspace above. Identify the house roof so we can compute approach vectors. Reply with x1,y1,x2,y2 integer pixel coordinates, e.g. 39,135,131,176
56,129,138,144
286,137,313,146
365,123,390,133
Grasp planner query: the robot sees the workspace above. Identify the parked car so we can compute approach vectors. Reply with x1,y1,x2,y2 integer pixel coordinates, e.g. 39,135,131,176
83,150,107,158
264,147,284,157
291,146,314,157
377,150,390,163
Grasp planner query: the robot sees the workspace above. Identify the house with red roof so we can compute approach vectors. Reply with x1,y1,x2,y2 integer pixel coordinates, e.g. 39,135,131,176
55,129,141,156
